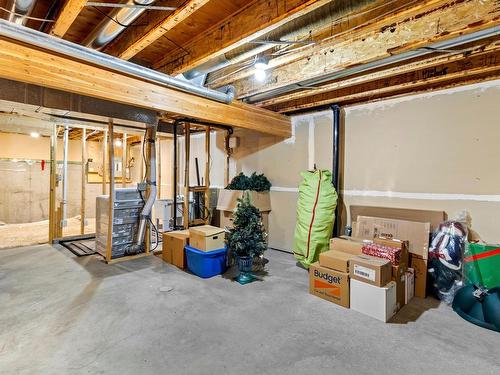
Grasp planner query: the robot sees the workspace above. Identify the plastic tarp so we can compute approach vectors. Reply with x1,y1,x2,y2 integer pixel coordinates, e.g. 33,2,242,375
293,170,337,268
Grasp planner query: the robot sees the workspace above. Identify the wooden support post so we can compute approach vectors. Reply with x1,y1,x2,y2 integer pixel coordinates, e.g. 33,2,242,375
205,126,210,223
122,133,127,187
157,136,162,200
183,124,190,229
105,120,115,263
102,129,107,195
49,125,57,243
80,128,87,235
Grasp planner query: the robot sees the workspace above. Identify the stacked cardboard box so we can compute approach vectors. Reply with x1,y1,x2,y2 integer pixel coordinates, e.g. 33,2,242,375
353,214,434,298
162,225,226,269
309,236,416,322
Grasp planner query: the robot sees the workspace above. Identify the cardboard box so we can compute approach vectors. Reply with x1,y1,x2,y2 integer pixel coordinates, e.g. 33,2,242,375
405,268,415,304
374,237,409,268
350,205,446,232
351,279,397,322
220,210,270,232
217,189,271,212
392,265,406,311
354,216,431,259
319,250,357,273
350,255,392,287
329,236,367,255
309,262,350,308
163,230,190,269
410,254,427,298
189,225,225,252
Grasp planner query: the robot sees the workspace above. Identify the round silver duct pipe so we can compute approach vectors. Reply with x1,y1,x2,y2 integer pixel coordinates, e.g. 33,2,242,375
6,0,36,25
84,0,156,50
0,19,234,103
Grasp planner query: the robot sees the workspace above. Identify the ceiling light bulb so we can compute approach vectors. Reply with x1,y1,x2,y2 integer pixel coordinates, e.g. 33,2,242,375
30,131,40,138
254,69,267,82
114,139,122,147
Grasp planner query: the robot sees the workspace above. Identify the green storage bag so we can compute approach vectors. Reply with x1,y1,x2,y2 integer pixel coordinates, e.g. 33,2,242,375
293,170,337,268
464,243,500,288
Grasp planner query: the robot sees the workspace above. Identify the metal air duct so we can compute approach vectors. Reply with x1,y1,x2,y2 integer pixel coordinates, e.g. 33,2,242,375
0,19,233,103
84,0,156,50
6,0,36,25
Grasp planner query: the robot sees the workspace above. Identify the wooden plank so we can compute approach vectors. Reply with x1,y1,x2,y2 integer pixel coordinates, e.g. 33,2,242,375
0,38,291,137
152,0,330,75
80,128,86,235
266,48,500,112
183,123,190,229
49,0,87,38
106,252,150,264
104,0,212,60
49,124,57,243
216,0,500,99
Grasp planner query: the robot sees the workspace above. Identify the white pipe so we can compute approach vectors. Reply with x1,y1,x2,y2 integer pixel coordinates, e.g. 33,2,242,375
61,125,69,227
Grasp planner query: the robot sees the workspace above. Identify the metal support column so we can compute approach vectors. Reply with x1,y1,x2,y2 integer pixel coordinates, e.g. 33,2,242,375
80,128,87,235
331,104,341,237
183,123,190,229
49,125,57,243
105,120,115,262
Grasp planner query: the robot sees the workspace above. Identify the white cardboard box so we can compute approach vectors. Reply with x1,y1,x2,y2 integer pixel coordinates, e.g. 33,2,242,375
405,268,415,304
350,279,397,322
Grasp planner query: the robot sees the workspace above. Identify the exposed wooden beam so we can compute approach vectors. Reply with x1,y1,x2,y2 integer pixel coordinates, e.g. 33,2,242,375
266,48,500,113
0,37,290,137
213,0,500,98
104,0,212,60
152,0,331,75
258,38,500,108
49,0,87,38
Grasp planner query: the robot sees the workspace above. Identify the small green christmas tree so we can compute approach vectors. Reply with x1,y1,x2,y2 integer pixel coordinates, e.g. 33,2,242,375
226,193,267,260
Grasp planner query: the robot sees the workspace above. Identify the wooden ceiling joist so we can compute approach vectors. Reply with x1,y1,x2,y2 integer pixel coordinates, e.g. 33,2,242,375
213,0,500,99
0,38,291,137
264,48,500,112
152,0,331,75
104,0,212,60
49,0,87,38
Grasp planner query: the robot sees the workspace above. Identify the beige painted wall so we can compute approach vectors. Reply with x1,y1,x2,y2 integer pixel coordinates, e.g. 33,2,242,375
203,80,500,251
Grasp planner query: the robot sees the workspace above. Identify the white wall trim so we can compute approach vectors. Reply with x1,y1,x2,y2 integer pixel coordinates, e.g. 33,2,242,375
343,189,500,202
215,186,500,202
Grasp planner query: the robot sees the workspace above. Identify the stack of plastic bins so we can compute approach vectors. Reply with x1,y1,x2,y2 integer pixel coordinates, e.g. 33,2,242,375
96,188,144,259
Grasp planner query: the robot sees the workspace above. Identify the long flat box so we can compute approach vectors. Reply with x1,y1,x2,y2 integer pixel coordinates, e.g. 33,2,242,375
189,225,225,252
406,268,415,304
163,230,190,269
392,265,406,311
354,216,431,259
309,262,349,308
319,250,357,273
350,255,392,287
350,205,446,232
350,279,397,322
329,236,366,255
217,189,271,212
410,254,427,298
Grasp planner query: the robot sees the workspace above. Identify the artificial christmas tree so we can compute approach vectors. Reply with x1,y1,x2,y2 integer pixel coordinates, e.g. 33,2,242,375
226,192,267,284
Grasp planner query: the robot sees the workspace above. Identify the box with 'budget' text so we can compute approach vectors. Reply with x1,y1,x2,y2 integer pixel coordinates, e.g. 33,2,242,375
309,262,349,308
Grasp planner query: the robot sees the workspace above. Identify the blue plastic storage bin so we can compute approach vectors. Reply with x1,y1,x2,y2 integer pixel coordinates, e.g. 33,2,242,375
185,245,227,278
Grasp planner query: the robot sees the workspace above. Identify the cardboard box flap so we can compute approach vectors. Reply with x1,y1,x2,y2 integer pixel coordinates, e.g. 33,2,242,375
189,225,225,238
217,189,271,212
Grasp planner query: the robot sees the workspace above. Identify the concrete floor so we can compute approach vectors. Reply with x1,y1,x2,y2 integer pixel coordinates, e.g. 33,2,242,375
0,245,499,375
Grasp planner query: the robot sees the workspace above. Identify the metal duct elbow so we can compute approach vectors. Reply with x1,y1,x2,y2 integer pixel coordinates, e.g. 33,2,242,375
222,85,236,103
